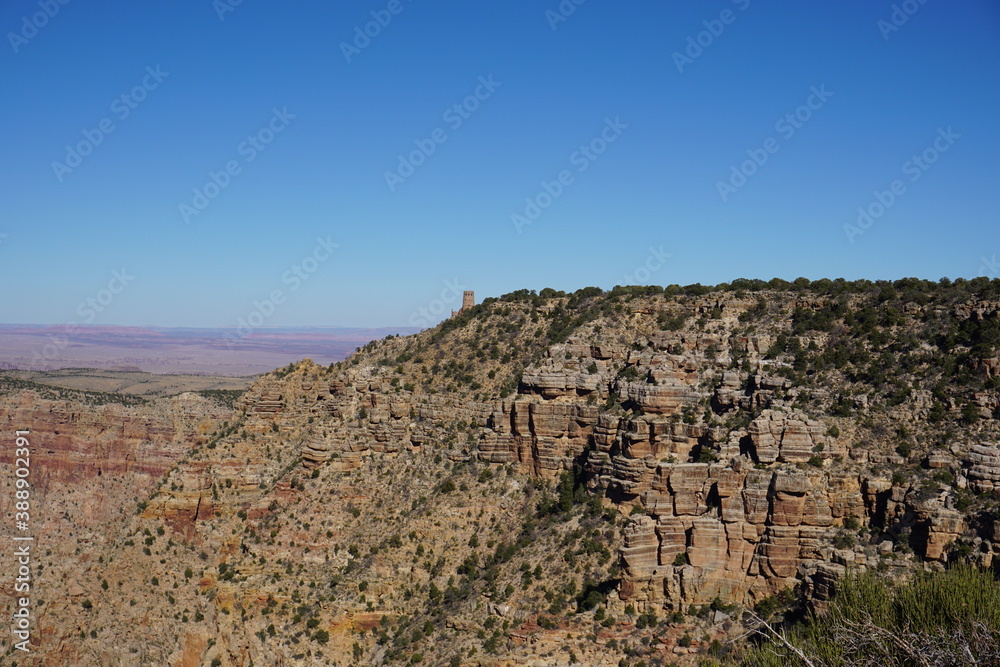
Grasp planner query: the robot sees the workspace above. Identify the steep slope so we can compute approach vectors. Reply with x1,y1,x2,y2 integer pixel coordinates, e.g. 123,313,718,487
0,383,232,666
15,278,1000,666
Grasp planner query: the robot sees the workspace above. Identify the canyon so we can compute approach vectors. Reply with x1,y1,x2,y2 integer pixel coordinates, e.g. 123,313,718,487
2,280,999,665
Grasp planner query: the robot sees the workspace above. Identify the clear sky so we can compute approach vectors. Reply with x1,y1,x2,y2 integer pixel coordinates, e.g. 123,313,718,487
2,0,999,328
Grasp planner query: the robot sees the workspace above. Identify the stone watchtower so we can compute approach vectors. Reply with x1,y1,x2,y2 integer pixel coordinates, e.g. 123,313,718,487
451,291,475,318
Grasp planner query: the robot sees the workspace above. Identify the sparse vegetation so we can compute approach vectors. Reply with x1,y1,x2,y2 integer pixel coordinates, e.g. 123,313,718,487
13,278,1000,665
732,565,1000,666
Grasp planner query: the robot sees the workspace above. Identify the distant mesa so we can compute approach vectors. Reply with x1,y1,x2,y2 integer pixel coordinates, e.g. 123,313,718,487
451,290,474,318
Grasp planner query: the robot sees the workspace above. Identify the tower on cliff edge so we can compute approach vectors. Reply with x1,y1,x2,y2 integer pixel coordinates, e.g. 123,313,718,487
451,291,474,317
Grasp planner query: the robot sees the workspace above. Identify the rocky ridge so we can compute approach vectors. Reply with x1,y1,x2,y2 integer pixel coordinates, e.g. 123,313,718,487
8,280,1000,666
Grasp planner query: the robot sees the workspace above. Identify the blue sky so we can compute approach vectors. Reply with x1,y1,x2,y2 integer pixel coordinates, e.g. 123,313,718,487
2,0,999,328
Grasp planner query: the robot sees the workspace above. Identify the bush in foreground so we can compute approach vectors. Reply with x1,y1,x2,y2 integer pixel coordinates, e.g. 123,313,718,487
733,564,1000,666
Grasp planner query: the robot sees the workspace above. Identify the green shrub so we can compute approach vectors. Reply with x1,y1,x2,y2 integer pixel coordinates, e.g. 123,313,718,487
732,565,1000,666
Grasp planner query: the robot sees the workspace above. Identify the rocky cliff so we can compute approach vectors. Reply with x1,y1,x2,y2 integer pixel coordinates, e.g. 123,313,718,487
0,386,231,665
9,279,1000,666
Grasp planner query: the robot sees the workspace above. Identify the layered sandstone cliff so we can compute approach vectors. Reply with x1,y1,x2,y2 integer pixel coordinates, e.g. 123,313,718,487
10,285,1000,666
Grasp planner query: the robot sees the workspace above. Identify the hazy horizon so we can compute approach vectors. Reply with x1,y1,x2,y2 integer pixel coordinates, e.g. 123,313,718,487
0,323,421,375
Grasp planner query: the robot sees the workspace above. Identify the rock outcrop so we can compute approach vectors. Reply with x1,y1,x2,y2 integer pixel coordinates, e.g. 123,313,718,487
11,286,1000,666
968,443,1000,493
